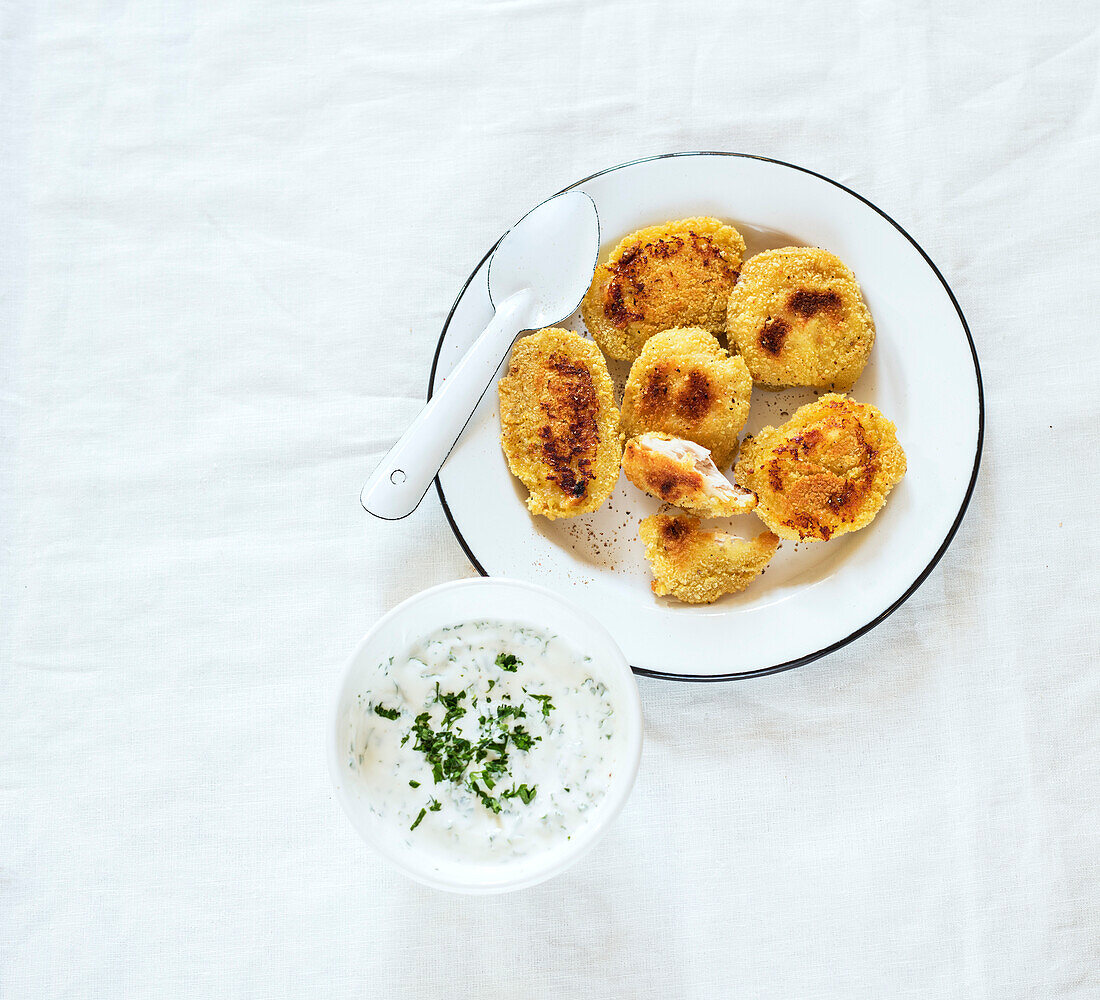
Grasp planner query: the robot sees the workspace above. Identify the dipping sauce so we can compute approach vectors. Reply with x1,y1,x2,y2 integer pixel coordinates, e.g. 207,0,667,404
343,620,624,864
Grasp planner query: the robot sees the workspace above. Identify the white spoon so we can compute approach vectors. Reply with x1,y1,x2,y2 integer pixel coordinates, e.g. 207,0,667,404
361,190,601,520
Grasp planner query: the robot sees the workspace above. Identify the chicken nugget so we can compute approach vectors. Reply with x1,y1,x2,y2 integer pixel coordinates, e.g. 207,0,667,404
622,433,757,518
734,393,905,541
498,328,622,519
582,217,746,361
727,247,874,391
639,514,779,604
621,327,752,469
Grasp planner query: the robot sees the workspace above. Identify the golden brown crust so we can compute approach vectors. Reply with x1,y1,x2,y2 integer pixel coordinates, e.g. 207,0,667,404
639,515,779,604
498,328,622,519
621,433,757,518
727,247,875,391
620,327,752,469
581,218,746,361
734,393,906,541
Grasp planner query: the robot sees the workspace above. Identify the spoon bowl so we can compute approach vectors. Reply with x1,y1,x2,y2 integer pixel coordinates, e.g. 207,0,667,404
488,191,601,325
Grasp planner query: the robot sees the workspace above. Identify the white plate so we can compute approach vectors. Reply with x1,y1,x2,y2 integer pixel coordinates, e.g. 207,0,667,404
430,153,983,680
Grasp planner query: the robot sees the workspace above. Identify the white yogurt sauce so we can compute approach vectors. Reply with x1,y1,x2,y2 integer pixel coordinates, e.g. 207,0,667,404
345,620,623,864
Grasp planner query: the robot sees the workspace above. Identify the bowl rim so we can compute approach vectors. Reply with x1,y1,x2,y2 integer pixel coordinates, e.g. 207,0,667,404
327,576,644,893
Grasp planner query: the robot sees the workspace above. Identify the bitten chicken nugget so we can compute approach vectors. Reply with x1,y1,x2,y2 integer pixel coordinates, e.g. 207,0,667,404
621,433,757,518
620,327,752,469
639,514,779,604
734,393,905,541
498,328,622,520
581,218,746,361
727,246,874,391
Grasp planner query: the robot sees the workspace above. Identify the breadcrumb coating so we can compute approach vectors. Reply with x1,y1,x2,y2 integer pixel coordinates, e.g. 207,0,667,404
621,327,752,469
582,218,746,361
728,246,875,391
734,393,905,541
639,514,779,604
498,328,622,519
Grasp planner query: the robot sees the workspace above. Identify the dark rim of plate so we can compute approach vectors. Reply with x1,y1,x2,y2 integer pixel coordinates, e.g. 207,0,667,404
425,151,985,682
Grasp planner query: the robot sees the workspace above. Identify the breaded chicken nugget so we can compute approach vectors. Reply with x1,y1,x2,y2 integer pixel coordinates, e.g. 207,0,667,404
498,328,622,520
582,218,746,361
622,433,757,518
620,327,752,469
727,247,875,391
734,394,905,542
639,514,779,604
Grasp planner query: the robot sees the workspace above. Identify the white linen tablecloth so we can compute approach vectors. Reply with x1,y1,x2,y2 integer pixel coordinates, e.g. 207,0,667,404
3,2,1098,997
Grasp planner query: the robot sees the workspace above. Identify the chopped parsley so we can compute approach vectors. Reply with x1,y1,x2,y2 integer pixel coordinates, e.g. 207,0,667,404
509,726,536,752
373,676,547,830
529,693,555,718
494,652,520,672
437,688,467,729
502,783,537,805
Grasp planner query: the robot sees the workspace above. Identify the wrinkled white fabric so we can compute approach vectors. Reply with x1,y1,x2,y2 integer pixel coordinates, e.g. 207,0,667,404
2,1,1098,997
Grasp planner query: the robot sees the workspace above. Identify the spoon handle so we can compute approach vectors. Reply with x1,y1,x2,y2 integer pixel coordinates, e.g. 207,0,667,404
361,291,533,520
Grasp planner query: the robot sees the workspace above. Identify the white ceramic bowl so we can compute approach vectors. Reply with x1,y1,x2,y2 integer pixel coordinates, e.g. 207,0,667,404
328,578,644,893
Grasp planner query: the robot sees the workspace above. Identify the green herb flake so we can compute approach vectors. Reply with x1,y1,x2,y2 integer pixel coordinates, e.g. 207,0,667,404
502,783,537,805
373,704,400,721
510,726,538,752
529,693,555,717
517,784,536,804
494,652,521,672
410,808,426,831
